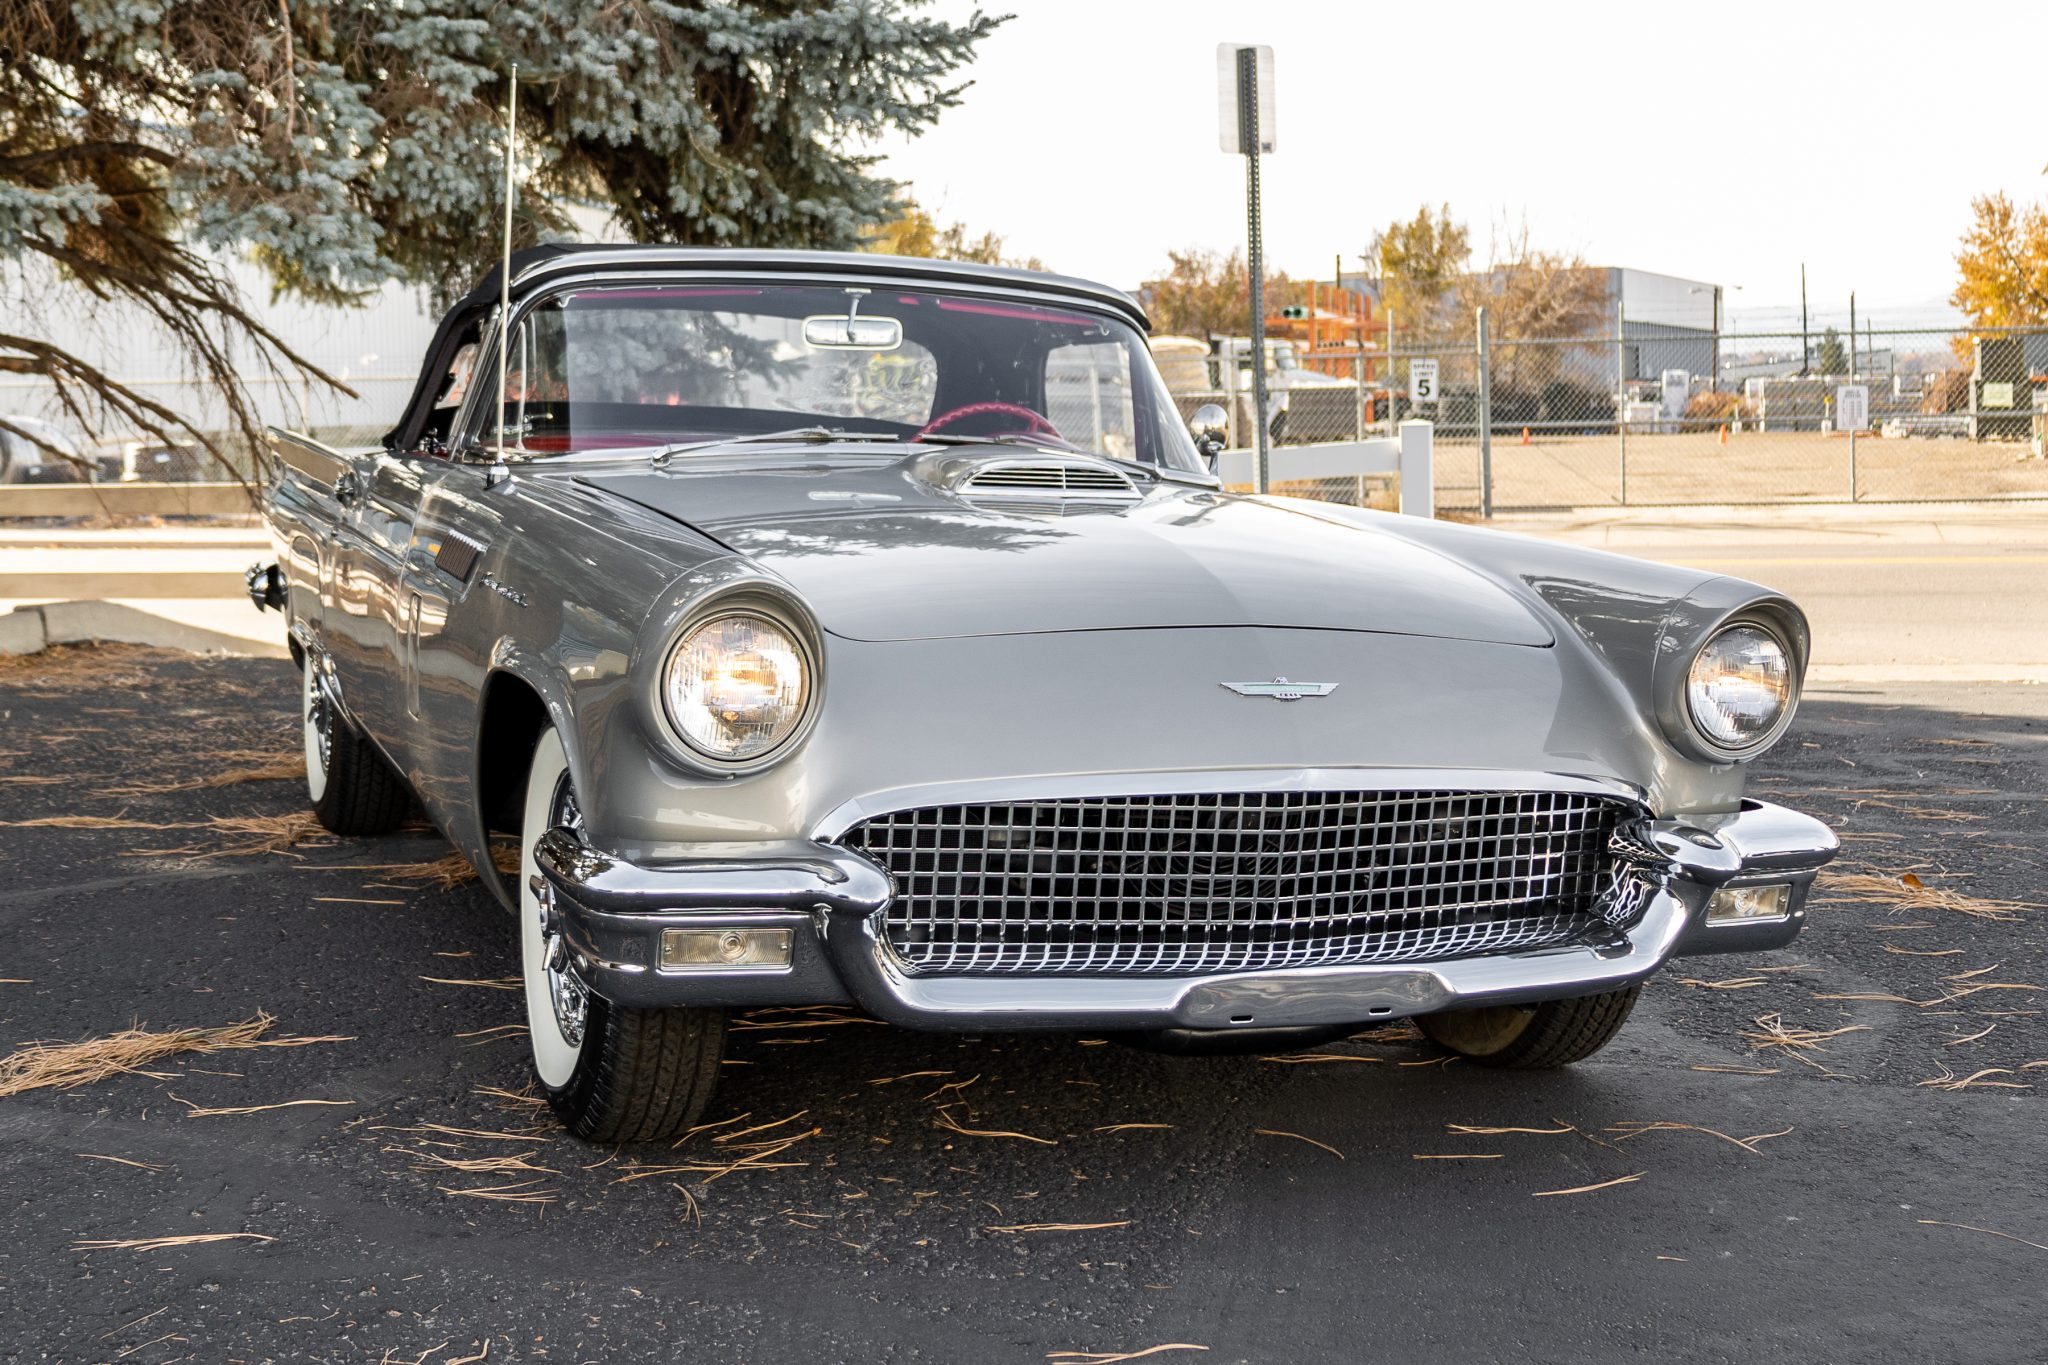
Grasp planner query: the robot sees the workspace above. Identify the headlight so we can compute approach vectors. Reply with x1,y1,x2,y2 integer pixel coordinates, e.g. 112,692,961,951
661,612,811,762
1687,623,1793,752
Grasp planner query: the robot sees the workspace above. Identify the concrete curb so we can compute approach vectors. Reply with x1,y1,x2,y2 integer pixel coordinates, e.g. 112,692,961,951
0,601,289,659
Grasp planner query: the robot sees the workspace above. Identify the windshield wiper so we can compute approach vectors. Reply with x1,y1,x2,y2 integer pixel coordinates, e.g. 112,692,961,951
651,427,905,466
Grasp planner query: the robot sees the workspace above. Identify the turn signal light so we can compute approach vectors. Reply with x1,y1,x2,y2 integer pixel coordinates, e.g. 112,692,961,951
659,926,793,971
1705,883,1791,924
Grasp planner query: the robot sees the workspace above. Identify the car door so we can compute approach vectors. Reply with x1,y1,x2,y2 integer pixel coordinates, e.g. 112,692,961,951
337,451,435,756
267,431,366,651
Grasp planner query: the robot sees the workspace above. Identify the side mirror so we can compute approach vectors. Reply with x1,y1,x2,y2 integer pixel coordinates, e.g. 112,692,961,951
1188,403,1229,469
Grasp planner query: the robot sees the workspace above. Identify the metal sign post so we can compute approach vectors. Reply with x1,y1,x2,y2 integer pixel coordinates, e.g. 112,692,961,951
1219,43,1275,493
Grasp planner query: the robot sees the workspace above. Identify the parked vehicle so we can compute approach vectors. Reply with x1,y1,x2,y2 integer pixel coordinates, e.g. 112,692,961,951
121,439,207,482
0,417,92,484
1150,336,1359,443
250,245,1836,1142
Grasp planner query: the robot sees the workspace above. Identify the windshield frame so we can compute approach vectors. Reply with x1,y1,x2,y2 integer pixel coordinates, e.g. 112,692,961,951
447,269,1208,477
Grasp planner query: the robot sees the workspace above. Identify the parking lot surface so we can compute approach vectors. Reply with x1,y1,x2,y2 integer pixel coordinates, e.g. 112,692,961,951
2,647,2044,1364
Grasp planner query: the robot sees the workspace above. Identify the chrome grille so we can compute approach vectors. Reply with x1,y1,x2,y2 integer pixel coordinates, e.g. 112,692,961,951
843,789,1635,976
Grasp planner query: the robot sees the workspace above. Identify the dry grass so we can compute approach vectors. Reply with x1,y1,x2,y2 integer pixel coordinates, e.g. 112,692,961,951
0,814,197,830
1046,1347,1208,1364
1674,976,1768,991
1260,1052,1383,1065
131,812,331,860
371,1122,554,1143
74,1232,273,1252
1445,1122,1574,1136
0,1014,350,1098
1818,871,2035,922
420,976,522,991
985,1221,1132,1234
96,759,300,796
1095,1123,1174,1134
351,845,521,889
1413,1153,1503,1160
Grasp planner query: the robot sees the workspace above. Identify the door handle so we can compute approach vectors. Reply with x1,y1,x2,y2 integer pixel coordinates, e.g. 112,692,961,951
333,470,362,506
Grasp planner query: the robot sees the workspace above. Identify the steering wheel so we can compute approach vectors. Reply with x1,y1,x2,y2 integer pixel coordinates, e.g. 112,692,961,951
914,401,1063,443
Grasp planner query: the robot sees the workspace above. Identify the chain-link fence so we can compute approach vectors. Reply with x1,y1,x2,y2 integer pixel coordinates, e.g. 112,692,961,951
0,372,417,482
1372,321,2048,511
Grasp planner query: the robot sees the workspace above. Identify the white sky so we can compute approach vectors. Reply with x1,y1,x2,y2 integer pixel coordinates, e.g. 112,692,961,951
872,0,2045,330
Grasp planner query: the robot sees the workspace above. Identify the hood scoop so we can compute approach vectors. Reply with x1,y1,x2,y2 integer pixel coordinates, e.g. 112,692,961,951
922,452,1143,512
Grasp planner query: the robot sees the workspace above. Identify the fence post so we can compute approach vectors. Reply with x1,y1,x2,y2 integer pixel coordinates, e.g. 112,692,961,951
1398,419,1434,518
1475,306,1493,518
1615,296,1628,506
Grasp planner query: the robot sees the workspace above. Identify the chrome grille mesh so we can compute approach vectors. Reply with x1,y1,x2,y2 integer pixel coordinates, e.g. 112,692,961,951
843,790,1632,976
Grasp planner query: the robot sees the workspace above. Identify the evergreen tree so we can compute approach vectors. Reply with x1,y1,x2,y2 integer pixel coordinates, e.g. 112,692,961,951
0,1,1002,470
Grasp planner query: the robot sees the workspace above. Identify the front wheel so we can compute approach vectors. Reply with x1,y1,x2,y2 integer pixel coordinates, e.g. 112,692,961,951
519,728,727,1142
1417,985,1642,1069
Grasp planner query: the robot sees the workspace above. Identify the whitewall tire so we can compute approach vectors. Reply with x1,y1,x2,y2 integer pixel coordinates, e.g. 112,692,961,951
518,725,728,1142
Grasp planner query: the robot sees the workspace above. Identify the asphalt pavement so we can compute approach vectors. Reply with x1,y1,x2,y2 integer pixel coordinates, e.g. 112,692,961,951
1,647,2044,1364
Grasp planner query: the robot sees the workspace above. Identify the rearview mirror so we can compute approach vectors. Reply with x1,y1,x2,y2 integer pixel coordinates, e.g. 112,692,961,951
1188,403,1229,469
802,314,903,350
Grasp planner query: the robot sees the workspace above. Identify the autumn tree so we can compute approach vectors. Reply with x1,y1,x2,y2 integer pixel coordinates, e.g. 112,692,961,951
865,198,1043,270
1371,204,1471,339
0,1,1001,472
1134,247,1294,338
1952,191,2048,329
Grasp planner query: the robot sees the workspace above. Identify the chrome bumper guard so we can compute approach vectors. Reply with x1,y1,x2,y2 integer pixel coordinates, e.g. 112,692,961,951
532,799,1838,1029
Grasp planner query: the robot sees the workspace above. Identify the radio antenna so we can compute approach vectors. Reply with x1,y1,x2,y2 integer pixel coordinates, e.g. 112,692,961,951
494,64,519,463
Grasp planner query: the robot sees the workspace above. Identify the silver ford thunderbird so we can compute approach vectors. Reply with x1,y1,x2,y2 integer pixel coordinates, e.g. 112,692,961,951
251,246,1837,1142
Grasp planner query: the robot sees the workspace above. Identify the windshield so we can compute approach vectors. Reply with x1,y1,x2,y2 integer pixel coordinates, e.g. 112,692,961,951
460,281,1204,472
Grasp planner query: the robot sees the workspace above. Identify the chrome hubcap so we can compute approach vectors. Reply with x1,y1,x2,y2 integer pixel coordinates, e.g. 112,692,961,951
306,673,333,775
538,776,589,1049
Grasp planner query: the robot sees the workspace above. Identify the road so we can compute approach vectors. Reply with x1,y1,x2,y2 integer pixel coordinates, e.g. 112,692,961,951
1,647,2043,1364
1494,502,2048,684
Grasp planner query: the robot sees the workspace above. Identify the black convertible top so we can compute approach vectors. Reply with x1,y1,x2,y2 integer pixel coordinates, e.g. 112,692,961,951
380,245,1148,453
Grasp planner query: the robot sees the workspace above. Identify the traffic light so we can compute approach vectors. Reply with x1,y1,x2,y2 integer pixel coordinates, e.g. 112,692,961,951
1278,305,1308,319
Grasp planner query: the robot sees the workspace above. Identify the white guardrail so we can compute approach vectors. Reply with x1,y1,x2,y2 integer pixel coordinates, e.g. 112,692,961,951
1215,420,1434,518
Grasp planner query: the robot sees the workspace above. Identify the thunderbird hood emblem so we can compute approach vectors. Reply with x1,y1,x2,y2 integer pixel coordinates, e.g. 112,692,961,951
1221,677,1338,701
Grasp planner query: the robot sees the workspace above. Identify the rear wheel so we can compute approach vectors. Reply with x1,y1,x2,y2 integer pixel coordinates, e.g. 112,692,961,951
520,727,727,1142
1417,985,1642,1069
302,658,410,836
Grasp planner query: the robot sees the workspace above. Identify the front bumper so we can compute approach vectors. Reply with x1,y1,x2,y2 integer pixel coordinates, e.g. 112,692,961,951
532,798,1838,1031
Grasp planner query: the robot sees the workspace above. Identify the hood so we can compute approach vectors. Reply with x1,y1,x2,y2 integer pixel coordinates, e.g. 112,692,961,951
577,455,1552,647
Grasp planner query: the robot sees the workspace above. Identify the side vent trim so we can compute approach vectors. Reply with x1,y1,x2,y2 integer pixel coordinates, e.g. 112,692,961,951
434,531,484,582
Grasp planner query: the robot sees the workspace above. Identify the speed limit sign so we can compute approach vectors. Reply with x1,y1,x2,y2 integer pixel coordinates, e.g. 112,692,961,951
1409,358,1439,404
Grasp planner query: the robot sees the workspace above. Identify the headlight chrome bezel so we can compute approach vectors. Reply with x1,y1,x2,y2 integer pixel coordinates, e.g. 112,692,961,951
651,590,821,778
1681,618,1799,761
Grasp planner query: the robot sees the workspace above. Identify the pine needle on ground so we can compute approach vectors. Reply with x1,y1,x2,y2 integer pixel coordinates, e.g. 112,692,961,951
1817,871,2034,923
1532,1172,1645,1198
934,1109,1057,1146
1046,1347,1209,1364
1255,1128,1344,1160
0,1014,350,1098
74,1232,273,1252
